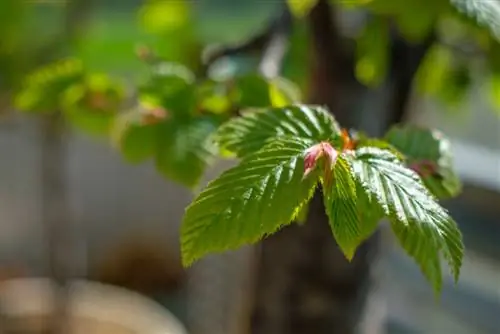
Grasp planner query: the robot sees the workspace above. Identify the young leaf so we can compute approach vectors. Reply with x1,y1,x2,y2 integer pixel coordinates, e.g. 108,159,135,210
181,137,319,266
350,147,463,290
215,105,340,158
155,117,218,188
323,156,360,259
385,125,462,199
323,155,383,260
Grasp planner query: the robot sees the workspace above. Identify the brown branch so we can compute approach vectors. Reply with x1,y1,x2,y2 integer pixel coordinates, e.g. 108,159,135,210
385,28,436,126
307,0,353,125
41,113,71,334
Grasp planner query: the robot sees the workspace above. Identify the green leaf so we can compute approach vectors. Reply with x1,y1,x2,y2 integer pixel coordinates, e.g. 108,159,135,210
139,62,196,117
487,73,500,115
62,74,125,137
350,147,463,291
323,156,359,259
181,137,319,266
385,125,462,199
14,59,85,113
450,0,500,40
415,45,453,96
232,74,271,108
117,121,161,164
155,117,219,188
196,80,232,115
138,0,190,34
215,104,341,158
323,155,383,259
295,201,310,224
269,77,302,108
355,17,389,86
287,0,318,18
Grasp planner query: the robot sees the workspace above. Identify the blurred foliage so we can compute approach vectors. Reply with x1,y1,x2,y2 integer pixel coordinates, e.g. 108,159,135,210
1,0,500,188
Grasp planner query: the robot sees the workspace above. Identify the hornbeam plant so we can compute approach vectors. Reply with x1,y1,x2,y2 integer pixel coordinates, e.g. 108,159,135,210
14,56,464,293
12,0,500,294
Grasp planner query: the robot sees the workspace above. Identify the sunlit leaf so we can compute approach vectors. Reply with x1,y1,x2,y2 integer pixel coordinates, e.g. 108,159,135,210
181,137,319,266
215,104,340,158
351,147,464,291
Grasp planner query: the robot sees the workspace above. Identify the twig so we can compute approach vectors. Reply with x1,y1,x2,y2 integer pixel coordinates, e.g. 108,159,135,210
201,4,292,78
42,1,94,334
41,113,71,334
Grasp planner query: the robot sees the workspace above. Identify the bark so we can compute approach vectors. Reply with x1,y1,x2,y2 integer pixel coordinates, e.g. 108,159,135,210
250,2,436,334
250,2,379,334
41,3,93,333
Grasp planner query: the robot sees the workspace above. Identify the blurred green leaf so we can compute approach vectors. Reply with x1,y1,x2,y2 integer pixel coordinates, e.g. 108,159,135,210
118,121,161,164
287,0,318,18
139,0,190,34
15,58,85,113
139,62,196,117
155,116,219,188
197,80,232,115
269,77,302,107
233,74,271,108
62,74,125,136
355,17,389,86
365,0,449,41
415,45,452,96
487,73,500,115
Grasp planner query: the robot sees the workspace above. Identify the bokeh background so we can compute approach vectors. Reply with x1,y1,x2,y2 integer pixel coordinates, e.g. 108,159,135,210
0,1,499,333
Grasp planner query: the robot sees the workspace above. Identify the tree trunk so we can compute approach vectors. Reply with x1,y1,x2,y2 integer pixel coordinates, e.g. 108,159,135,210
250,1,436,334
250,2,381,334
41,114,73,334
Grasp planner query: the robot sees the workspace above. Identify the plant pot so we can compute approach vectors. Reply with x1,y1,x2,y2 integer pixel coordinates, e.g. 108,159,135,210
0,278,188,334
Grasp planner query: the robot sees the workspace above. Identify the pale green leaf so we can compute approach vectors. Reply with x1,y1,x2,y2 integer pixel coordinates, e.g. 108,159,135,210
351,147,463,291
385,125,462,199
269,77,302,108
181,137,319,266
215,104,340,158
287,0,319,18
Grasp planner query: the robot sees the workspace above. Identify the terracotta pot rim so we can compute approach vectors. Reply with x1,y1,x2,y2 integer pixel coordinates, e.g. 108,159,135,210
0,278,187,334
